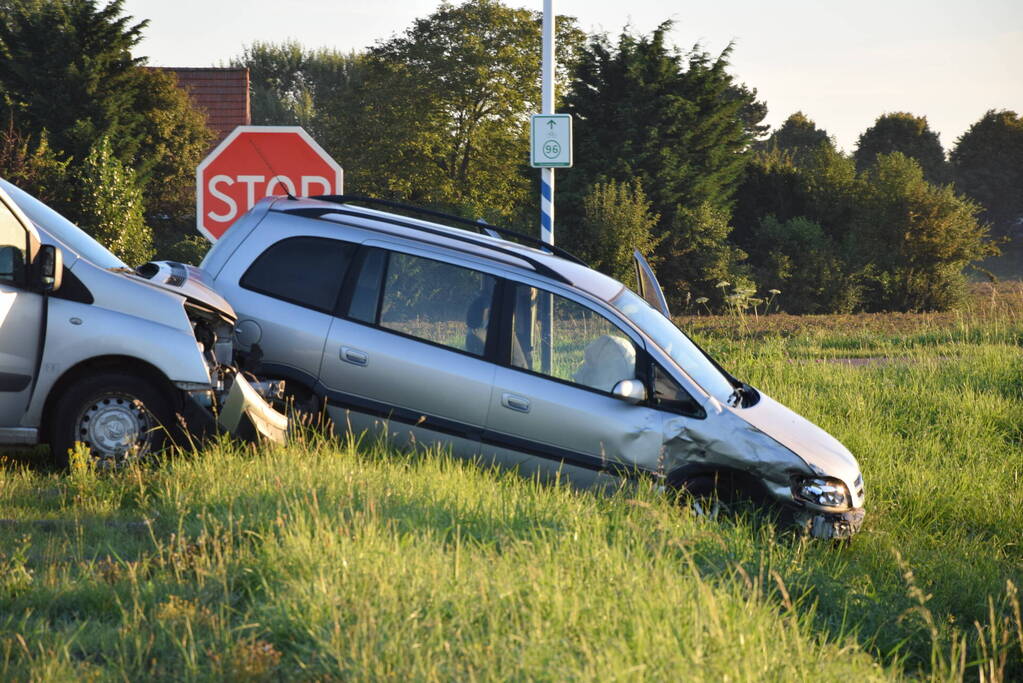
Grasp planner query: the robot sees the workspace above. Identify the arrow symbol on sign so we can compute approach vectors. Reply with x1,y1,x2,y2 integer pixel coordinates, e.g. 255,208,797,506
547,120,557,130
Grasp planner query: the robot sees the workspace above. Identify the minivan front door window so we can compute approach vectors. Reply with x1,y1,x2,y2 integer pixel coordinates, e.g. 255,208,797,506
511,285,637,394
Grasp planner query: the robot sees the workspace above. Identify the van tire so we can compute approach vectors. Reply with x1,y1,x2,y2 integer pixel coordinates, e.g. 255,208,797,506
49,372,175,469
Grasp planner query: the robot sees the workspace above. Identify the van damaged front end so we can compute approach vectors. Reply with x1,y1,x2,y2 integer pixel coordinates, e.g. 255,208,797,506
138,261,288,446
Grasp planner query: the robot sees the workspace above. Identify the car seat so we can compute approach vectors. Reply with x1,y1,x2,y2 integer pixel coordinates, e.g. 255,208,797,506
572,334,635,392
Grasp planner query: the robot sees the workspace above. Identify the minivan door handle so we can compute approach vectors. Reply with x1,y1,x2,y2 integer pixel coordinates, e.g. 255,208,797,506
341,346,368,366
501,393,531,413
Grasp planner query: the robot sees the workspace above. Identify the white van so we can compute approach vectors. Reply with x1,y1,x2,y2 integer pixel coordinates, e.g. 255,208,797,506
0,179,285,466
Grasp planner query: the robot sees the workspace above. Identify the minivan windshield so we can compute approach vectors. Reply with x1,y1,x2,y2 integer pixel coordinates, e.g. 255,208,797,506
0,178,127,271
610,287,736,403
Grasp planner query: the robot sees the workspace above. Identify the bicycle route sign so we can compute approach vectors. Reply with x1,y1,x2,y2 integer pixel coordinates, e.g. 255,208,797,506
530,114,573,168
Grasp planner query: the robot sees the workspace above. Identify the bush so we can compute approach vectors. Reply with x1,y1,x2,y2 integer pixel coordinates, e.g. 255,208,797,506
73,137,154,267
656,202,751,309
750,215,859,314
852,153,997,311
578,179,661,289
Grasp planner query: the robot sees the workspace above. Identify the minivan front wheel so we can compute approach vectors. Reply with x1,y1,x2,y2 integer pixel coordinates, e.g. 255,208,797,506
49,372,174,469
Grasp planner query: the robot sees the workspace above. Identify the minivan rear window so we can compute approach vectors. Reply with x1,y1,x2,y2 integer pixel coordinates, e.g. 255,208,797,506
241,236,356,313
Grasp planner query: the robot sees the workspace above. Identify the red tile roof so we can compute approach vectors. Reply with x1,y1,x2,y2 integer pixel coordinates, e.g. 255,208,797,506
156,67,250,148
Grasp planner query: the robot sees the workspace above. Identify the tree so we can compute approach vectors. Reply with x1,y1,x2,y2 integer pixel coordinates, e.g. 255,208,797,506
337,0,583,221
657,202,751,306
853,112,949,184
0,0,211,254
563,23,766,220
559,23,765,306
74,136,154,266
232,41,363,143
950,109,1023,235
130,67,212,249
0,121,69,204
756,111,835,167
852,153,995,310
745,215,857,314
0,0,146,164
578,179,661,288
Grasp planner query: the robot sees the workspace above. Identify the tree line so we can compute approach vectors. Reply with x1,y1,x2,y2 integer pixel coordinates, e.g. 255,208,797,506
1,0,1020,313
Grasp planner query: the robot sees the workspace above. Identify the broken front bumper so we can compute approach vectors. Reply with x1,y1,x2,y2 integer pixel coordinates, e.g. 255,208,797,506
217,373,288,444
182,374,288,445
793,507,865,540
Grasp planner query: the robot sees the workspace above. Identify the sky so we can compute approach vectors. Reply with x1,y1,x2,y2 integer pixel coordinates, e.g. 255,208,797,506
122,0,1022,153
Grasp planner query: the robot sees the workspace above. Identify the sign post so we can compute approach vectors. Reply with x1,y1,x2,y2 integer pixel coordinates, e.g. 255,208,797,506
532,0,572,373
196,126,343,241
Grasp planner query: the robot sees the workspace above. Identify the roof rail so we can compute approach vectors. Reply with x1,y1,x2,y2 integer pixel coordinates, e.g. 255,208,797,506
306,194,586,265
283,204,574,285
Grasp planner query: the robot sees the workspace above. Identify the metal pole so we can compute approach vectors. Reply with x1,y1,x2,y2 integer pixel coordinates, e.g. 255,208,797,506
540,0,555,245
539,0,555,374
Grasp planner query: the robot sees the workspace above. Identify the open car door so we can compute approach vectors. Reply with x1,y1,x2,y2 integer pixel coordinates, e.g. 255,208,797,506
633,248,671,318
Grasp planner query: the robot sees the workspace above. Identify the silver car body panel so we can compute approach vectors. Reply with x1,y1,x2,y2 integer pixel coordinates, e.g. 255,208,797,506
129,261,236,318
319,318,496,459
21,292,211,427
206,196,864,525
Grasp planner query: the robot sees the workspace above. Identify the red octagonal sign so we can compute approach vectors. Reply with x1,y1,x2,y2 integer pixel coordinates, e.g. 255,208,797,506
196,126,343,241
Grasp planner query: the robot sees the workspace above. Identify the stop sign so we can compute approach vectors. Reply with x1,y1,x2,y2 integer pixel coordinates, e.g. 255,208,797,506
196,126,343,241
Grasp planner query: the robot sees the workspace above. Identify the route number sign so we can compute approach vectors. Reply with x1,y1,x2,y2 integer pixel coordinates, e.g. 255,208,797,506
530,114,572,168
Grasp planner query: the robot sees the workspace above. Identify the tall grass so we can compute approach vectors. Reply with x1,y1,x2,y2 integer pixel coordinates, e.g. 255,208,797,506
0,284,1020,680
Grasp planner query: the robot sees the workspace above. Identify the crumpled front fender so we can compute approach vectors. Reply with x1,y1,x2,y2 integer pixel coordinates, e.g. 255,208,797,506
661,398,813,497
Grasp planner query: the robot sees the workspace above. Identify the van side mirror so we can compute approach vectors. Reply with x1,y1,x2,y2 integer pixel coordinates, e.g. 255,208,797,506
612,379,647,404
34,244,62,293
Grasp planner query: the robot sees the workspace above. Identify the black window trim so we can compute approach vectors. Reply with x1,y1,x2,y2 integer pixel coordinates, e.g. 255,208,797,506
642,352,707,419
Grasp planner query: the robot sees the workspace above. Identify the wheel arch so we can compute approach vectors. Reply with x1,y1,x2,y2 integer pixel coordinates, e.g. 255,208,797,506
665,463,772,504
40,355,181,445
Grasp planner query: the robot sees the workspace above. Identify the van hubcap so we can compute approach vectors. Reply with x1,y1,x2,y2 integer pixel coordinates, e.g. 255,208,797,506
77,395,152,461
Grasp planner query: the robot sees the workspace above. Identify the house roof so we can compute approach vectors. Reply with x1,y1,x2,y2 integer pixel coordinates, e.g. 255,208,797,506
156,67,250,147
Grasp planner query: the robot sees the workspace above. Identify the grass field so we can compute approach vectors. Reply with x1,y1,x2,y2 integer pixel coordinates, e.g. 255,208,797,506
1,282,1021,680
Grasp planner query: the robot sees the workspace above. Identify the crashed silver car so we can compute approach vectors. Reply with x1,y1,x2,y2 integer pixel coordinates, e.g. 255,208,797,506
200,195,865,539
0,179,286,466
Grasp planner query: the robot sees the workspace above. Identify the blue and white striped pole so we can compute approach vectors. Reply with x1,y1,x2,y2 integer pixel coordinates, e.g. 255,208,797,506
539,0,555,372
540,167,554,244
540,0,555,245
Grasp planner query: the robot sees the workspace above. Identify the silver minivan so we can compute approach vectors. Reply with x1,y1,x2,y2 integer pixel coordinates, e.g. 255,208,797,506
0,179,286,465
201,195,865,539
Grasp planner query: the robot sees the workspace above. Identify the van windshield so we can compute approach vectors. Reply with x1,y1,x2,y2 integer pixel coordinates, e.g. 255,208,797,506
610,287,736,403
0,178,127,271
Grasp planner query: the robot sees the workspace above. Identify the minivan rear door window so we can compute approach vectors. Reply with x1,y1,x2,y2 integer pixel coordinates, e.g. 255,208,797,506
378,252,497,356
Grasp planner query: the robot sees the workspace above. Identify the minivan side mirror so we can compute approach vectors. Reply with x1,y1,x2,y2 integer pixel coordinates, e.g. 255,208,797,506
33,243,63,293
612,379,647,404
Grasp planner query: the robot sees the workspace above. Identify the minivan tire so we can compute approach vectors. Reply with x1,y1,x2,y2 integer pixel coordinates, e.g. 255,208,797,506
49,372,175,469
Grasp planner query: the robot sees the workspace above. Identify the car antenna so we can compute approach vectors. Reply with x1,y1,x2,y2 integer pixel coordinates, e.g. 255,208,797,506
245,137,296,200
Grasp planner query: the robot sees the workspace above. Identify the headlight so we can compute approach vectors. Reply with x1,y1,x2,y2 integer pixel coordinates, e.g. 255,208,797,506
792,477,851,510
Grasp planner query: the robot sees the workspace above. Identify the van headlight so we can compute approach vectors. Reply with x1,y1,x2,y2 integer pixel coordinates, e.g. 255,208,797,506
792,477,851,510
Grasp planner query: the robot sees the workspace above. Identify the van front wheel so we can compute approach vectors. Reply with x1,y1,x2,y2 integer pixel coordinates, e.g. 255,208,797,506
49,372,174,469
